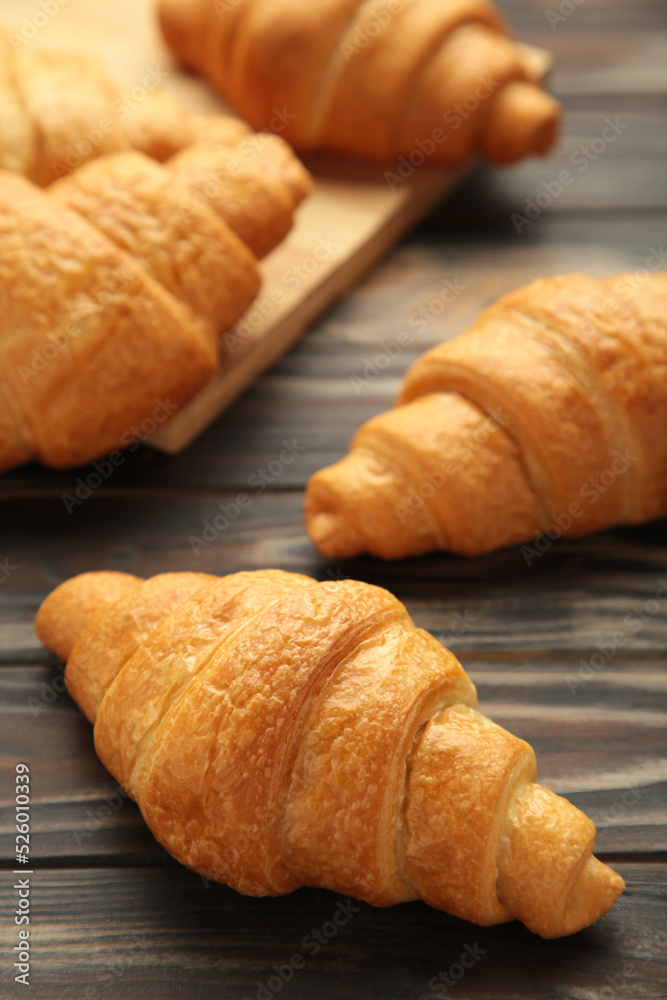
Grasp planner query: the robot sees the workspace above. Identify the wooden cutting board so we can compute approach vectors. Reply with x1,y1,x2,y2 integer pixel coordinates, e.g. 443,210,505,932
3,0,551,453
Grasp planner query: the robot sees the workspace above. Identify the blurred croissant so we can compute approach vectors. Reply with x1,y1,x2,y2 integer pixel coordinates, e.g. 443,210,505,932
158,0,561,165
0,24,311,196
0,131,310,472
35,568,624,938
306,272,667,560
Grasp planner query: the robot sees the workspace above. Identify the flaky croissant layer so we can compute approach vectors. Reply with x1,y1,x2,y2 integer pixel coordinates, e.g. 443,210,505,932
36,569,624,937
305,272,667,560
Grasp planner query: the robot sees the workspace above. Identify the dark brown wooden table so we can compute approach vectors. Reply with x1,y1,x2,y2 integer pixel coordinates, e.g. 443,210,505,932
1,1,666,997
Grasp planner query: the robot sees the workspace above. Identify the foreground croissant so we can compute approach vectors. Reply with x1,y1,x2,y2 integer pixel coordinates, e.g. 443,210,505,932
159,0,561,166
306,272,667,560
36,569,624,938
0,126,309,472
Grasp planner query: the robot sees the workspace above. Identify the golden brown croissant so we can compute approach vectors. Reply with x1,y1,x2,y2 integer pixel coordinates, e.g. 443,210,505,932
305,272,667,560
0,132,311,472
35,568,625,938
0,25,312,199
158,0,562,166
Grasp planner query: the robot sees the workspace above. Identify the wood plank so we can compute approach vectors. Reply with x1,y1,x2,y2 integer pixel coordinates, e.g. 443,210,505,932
471,110,667,215
534,36,667,98
494,0,667,76
0,495,665,654
0,864,664,999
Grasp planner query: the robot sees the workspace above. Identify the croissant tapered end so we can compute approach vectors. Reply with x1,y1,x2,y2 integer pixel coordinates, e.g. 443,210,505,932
305,450,442,560
405,703,624,938
501,837,626,939
480,81,562,164
189,118,313,206
307,508,365,560
495,781,625,938
34,571,142,663
561,856,626,938
165,142,297,259
305,455,373,559
239,134,313,207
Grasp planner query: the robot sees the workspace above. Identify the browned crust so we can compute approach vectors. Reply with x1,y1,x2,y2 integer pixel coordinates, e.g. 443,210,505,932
158,0,561,165
0,33,312,472
35,569,625,937
305,272,667,559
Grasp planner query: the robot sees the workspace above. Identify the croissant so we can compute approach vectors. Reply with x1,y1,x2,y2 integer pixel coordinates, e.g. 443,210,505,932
0,25,312,198
35,568,624,938
158,0,562,166
305,272,667,560
0,129,310,472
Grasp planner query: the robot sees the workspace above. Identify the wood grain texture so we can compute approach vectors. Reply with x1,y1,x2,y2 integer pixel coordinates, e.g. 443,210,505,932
1,0,666,996
0,865,665,999
0,498,666,651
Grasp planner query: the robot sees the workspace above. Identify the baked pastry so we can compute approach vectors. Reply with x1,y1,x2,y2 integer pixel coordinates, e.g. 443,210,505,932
0,22,313,473
0,27,130,184
0,133,309,472
158,0,562,166
0,25,312,197
35,568,625,938
305,272,667,560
